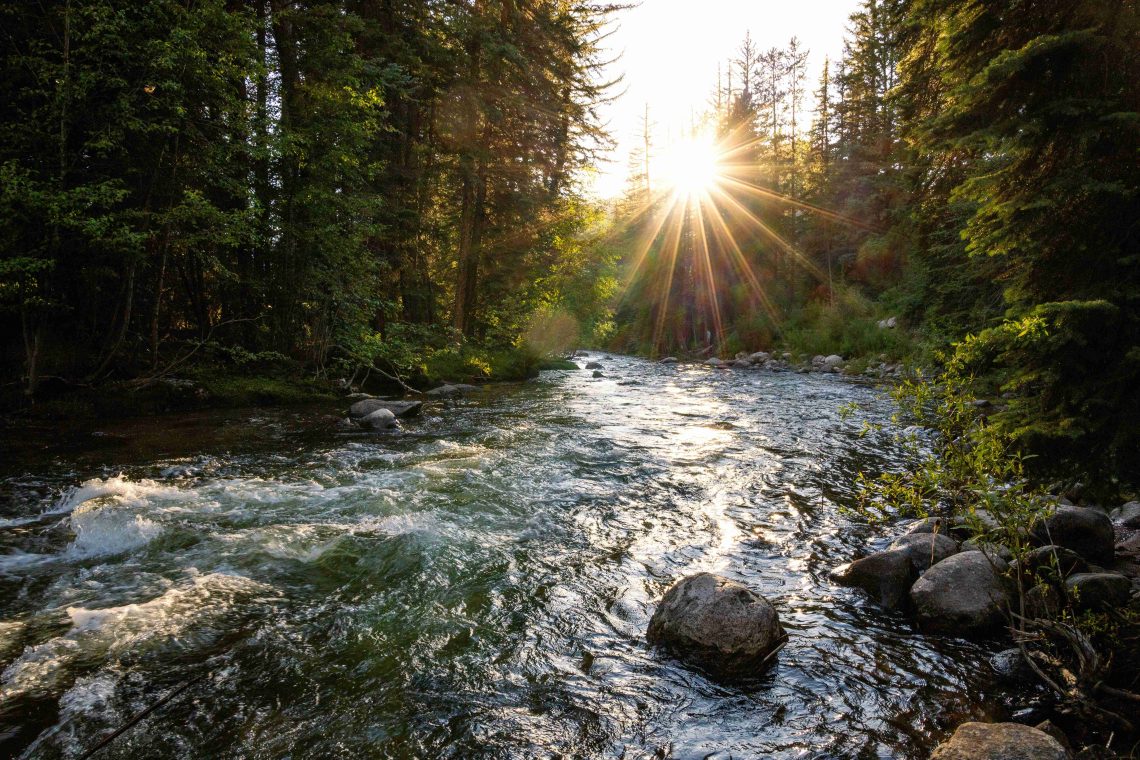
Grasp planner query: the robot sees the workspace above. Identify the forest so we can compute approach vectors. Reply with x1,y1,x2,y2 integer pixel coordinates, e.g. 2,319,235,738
1,0,1138,485
612,0,1140,491
0,0,621,403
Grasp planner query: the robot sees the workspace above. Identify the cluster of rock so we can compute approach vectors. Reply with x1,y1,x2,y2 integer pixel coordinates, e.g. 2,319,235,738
338,383,480,431
678,350,905,379
876,316,899,330
831,503,1138,637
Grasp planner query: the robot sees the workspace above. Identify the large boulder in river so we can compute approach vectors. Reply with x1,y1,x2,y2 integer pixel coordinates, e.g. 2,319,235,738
888,532,959,572
930,722,1070,760
1031,505,1115,564
585,361,603,369
830,550,916,609
647,573,785,673
348,398,423,419
910,551,1011,636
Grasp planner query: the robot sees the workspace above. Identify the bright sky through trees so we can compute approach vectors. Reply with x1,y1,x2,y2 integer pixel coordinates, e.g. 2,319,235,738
592,0,861,197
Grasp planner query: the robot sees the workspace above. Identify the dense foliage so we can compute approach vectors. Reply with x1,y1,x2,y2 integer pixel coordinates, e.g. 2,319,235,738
610,0,1140,489
0,0,620,402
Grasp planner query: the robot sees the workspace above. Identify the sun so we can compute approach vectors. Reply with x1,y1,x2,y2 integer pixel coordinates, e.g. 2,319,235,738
661,135,723,194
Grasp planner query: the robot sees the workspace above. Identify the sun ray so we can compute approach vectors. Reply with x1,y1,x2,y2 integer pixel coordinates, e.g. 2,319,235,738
698,187,782,326
691,194,726,350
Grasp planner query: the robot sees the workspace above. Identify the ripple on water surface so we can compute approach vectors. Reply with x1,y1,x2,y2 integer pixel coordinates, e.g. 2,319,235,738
0,357,1019,758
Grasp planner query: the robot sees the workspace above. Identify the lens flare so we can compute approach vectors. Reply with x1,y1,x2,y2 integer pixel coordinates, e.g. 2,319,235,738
661,135,722,194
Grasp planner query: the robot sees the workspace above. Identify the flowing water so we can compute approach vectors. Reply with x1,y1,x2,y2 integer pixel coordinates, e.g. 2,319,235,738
0,357,1025,759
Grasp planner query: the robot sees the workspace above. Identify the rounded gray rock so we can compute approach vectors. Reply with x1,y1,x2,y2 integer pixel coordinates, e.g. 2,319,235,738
830,549,916,609
359,408,399,430
1064,572,1133,610
349,398,423,419
647,573,785,673
888,532,960,572
1031,506,1115,564
910,552,1011,636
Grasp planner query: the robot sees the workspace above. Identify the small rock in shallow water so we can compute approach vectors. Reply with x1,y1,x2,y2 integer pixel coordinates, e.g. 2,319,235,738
359,408,399,430
929,722,1070,760
989,648,1035,682
830,549,916,609
903,516,947,535
349,398,423,419
647,573,785,675
425,383,479,398
592,370,604,378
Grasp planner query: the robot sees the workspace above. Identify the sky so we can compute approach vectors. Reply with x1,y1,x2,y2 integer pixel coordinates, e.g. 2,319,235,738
589,0,863,197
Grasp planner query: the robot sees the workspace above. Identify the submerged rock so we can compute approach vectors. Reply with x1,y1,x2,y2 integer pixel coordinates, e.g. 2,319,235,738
348,398,423,419
830,550,916,609
1031,506,1115,564
647,573,785,674
888,532,960,572
910,552,1011,636
930,722,1070,760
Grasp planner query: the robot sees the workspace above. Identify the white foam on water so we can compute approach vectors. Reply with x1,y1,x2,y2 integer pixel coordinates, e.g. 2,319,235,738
57,670,119,719
58,475,183,515
0,572,269,705
67,506,163,558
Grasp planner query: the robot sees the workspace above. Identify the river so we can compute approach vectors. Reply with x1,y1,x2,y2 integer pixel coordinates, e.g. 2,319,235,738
0,356,1025,758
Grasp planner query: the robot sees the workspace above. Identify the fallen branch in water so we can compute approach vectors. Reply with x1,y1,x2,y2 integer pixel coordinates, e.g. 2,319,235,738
79,670,210,759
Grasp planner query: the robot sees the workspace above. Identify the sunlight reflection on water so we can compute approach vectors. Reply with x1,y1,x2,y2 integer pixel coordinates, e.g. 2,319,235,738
0,356,1022,759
